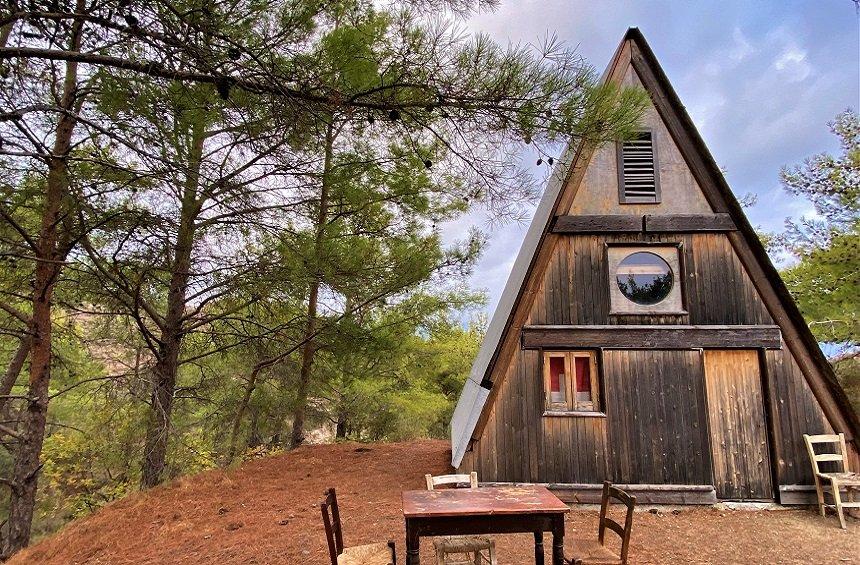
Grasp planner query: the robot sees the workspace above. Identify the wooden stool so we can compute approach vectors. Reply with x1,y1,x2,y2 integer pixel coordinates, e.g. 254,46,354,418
432,535,497,565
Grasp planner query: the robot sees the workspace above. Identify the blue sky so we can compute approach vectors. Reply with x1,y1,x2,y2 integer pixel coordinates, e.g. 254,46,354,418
443,0,860,316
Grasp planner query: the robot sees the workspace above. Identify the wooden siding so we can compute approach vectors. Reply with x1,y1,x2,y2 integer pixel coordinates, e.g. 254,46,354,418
528,232,773,327
464,346,714,486
765,347,834,485
603,349,713,485
457,31,852,499
461,231,835,492
551,213,736,234
703,350,773,499
552,215,641,234
466,347,609,484
644,213,736,233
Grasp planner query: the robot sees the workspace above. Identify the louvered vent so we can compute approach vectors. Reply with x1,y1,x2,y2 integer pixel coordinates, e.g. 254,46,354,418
619,131,659,202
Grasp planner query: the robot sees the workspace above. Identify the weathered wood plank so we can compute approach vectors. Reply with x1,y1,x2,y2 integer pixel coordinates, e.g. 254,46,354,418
630,31,860,449
703,350,774,500
481,483,718,505
644,213,736,232
603,349,713,486
552,215,642,233
553,214,737,235
765,348,834,485
776,484,860,505
521,325,782,350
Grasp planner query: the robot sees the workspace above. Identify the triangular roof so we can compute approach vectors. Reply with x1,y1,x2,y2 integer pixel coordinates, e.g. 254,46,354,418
450,27,860,468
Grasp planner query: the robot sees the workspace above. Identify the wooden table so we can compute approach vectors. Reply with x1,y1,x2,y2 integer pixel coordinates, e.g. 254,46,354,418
401,485,569,565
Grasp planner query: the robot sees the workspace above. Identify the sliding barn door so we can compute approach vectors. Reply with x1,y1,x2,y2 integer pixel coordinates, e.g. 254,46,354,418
703,350,773,500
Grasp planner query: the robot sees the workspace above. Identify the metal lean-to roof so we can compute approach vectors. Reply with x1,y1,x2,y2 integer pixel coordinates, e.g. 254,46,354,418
449,141,578,467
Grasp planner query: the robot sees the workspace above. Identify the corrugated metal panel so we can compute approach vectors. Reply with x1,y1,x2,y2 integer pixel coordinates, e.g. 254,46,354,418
450,141,578,467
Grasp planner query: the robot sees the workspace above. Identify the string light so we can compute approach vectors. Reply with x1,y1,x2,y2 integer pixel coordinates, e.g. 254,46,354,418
216,77,231,100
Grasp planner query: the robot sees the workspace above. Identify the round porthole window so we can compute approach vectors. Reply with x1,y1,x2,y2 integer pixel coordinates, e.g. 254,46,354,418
615,251,674,305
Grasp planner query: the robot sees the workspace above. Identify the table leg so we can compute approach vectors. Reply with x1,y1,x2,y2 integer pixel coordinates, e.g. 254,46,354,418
551,515,565,565
405,520,420,565
533,531,544,565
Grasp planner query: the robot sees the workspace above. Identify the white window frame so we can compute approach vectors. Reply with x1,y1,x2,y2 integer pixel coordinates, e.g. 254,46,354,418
542,350,600,414
607,244,686,315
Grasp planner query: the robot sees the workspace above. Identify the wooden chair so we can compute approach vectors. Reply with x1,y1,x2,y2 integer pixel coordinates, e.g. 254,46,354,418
565,481,635,565
425,472,497,565
804,433,860,529
320,488,396,565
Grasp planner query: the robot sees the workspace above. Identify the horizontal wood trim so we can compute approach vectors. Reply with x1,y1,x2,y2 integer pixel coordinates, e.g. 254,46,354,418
550,214,736,235
778,485,818,505
542,411,607,418
482,482,717,505
521,325,782,350
645,213,736,232
552,215,642,233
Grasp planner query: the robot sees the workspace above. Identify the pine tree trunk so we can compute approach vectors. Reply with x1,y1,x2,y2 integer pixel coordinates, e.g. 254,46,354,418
0,12,13,49
335,412,348,439
0,337,29,411
140,110,205,489
290,287,318,448
139,191,198,488
227,367,260,460
248,407,261,448
2,5,83,555
140,329,183,488
4,146,71,559
290,122,335,449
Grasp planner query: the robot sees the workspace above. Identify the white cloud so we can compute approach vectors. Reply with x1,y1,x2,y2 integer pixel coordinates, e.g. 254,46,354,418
729,27,754,62
773,45,812,82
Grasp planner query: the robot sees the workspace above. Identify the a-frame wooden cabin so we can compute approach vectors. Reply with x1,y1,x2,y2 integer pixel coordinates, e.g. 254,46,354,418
450,28,860,504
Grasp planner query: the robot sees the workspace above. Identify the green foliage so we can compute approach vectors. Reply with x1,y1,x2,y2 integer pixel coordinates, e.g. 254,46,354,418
781,232,859,345
315,305,485,442
780,109,859,238
833,357,860,417
0,0,651,549
778,110,859,348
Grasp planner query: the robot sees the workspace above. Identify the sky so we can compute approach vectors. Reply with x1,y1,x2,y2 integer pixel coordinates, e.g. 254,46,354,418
441,0,860,317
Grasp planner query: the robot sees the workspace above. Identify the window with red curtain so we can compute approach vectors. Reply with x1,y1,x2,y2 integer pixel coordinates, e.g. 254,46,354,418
549,356,566,403
574,356,592,403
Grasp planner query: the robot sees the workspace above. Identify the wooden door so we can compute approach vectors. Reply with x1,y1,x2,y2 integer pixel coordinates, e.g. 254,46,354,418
703,350,773,500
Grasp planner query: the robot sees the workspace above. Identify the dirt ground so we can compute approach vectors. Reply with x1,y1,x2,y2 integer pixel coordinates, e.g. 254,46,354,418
11,440,859,564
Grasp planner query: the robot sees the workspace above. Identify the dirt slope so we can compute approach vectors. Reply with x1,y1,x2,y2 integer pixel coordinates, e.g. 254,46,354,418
10,440,858,564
